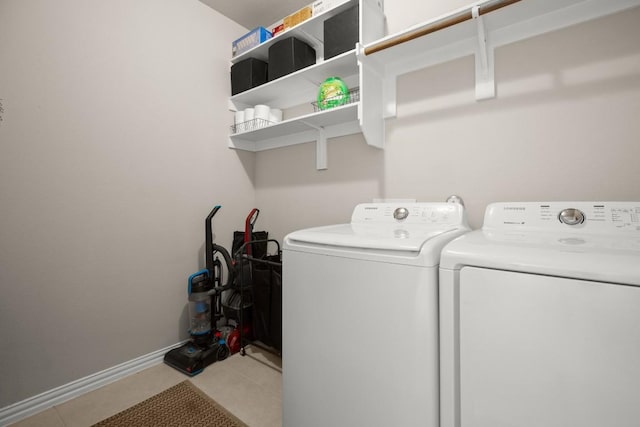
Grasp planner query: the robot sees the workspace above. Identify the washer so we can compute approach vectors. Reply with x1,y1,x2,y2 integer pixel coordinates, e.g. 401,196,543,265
282,202,470,427
439,202,640,427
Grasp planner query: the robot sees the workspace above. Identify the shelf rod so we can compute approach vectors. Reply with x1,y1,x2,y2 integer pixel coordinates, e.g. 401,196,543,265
363,0,522,56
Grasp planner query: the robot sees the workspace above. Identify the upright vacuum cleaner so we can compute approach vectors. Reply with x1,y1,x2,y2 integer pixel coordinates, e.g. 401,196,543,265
164,205,234,376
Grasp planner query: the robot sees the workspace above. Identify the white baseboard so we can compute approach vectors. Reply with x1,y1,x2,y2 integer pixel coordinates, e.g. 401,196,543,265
0,341,185,426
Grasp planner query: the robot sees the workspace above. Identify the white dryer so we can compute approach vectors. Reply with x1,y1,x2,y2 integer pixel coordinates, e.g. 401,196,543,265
439,202,640,427
282,202,470,427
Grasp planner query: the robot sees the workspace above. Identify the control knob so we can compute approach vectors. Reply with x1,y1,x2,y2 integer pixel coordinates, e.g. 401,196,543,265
394,207,409,221
558,208,585,225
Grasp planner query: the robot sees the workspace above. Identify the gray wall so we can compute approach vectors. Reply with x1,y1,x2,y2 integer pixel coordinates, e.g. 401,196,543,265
0,0,254,407
255,5,640,238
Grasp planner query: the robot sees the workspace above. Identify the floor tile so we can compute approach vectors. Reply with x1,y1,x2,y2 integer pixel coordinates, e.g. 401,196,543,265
221,350,282,395
12,346,282,427
8,408,65,427
192,349,282,427
54,363,185,427
244,346,282,371
193,368,281,427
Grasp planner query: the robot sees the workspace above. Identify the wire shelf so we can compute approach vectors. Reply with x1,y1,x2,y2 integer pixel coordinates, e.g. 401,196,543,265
230,88,360,134
312,87,360,112
231,118,275,134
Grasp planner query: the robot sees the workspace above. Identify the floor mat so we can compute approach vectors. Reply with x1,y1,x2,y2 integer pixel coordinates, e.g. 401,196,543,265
92,380,248,427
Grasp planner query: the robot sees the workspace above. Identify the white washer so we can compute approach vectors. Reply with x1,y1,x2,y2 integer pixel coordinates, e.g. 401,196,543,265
282,202,470,427
439,202,640,427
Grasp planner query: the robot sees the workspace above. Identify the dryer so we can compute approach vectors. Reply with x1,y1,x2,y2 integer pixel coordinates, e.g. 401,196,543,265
439,202,640,427
283,202,470,427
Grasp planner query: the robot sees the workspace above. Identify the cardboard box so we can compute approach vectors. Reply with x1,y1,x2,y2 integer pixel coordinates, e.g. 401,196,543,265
312,0,348,16
282,5,313,31
267,0,348,40
272,23,285,37
232,27,272,57
296,6,313,25
283,15,294,30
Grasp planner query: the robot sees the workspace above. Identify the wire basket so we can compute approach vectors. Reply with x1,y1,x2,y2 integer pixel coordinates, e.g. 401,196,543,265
312,87,360,112
230,117,275,134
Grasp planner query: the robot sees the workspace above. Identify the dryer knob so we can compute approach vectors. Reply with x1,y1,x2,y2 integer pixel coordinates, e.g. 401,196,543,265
394,207,409,221
558,208,585,225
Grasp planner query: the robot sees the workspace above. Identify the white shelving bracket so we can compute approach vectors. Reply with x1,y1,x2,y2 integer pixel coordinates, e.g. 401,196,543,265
300,120,328,170
316,128,328,170
473,5,495,100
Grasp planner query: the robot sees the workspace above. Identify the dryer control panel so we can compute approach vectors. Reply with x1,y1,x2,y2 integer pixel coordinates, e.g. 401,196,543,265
484,202,640,234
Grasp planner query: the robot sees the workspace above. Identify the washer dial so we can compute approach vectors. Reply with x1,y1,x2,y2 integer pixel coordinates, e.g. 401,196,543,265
558,208,585,226
394,207,409,221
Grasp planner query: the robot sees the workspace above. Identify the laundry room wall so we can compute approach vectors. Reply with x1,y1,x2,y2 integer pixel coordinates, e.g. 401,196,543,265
2,0,640,414
0,0,254,408
254,2,640,239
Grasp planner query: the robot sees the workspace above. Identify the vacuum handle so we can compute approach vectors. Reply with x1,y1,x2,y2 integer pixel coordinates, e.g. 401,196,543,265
206,205,222,224
244,208,259,255
205,205,222,274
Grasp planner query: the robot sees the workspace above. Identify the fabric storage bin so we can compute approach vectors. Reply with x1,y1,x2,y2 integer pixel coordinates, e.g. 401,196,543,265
324,4,359,60
231,58,268,95
268,36,316,81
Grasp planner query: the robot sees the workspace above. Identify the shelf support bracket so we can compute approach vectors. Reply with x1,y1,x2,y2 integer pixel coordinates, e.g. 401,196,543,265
473,5,495,100
300,121,328,170
316,127,327,170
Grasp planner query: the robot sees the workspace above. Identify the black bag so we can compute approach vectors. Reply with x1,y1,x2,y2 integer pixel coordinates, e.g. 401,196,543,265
232,230,268,260
229,225,282,352
251,253,282,351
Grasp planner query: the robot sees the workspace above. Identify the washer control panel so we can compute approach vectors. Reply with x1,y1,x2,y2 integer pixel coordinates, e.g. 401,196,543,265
484,202,640,233
352,203,467,226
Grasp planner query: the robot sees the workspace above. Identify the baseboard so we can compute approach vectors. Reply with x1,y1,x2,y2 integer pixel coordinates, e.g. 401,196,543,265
0,341,185,426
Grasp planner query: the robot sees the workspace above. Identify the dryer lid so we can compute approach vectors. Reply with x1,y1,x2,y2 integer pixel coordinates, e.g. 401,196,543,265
441,202,640,285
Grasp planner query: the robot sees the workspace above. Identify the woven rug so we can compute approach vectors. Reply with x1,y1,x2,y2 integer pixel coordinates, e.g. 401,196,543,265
92,380,248,427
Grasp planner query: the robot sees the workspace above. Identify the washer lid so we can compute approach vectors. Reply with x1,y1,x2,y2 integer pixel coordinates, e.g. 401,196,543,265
286,222,460,252
284,202,470,264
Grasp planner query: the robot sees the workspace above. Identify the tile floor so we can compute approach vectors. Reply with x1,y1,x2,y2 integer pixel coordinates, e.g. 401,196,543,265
10,346,282,427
